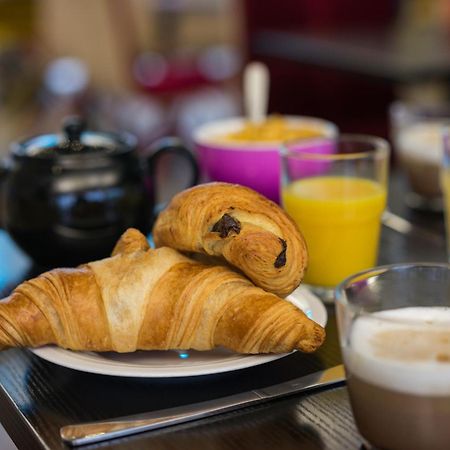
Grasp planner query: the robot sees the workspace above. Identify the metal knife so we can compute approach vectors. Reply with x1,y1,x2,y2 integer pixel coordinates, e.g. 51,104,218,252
382,210,444,245
61,364,345,446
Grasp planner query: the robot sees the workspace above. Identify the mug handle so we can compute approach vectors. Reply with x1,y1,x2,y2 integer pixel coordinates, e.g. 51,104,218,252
146,136,199,203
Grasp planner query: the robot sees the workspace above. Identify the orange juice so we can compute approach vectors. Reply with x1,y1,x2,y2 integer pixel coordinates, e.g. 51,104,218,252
282,176,387,287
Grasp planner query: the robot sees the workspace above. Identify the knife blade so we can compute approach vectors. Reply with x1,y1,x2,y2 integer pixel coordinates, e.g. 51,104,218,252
382,210,444,245
61,364,345,446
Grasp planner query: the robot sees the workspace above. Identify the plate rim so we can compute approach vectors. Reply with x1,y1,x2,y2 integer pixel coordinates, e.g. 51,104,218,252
30,286,327,378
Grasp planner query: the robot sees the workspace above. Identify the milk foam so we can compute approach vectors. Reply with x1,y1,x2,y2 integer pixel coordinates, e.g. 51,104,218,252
345,307,450,396
397,122,445,164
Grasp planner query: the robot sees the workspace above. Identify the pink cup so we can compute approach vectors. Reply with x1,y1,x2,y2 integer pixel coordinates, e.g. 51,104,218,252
193,116,338,203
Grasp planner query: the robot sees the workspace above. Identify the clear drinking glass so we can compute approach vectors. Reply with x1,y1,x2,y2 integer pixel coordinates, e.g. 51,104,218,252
390,101,450,211
335,263,450,450
280,134,390,301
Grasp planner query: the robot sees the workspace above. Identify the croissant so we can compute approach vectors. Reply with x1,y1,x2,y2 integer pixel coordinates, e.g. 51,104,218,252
153,183,308,297
0,229,324,354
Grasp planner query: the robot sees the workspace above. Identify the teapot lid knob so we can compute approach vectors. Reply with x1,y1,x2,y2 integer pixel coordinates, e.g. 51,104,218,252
63,116,86,143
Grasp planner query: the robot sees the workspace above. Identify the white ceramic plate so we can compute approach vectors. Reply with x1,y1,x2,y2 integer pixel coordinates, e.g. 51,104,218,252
30,286,327,378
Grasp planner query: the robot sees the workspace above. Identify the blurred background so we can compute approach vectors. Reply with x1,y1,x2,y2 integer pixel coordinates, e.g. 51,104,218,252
1,0,450,156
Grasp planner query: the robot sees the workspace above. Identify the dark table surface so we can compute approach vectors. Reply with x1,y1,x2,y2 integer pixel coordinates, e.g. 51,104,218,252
0,171,447,450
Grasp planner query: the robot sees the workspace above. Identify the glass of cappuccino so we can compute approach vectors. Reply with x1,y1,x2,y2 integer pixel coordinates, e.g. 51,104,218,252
390,101,450,211
335,263,450,450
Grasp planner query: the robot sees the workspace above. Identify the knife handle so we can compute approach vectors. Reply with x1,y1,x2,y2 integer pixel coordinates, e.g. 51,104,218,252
61,391,263,446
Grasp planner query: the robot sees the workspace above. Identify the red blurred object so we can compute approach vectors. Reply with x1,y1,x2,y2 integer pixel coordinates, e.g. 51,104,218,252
135,53,209,95
243,0,395,33
242,0,399,138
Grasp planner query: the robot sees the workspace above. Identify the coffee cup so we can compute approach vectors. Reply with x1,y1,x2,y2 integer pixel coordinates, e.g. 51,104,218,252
390,101,450,211
336,263,450,450
193,116,337,203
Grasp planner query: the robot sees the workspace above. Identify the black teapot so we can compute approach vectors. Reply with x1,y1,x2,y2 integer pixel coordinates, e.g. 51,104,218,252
0,117,198,268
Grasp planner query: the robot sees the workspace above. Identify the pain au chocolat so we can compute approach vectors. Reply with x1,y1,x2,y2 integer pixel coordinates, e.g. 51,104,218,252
153,183,308,298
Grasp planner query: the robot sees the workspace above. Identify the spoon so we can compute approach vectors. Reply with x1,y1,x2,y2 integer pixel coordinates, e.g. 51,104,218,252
243,61,270,124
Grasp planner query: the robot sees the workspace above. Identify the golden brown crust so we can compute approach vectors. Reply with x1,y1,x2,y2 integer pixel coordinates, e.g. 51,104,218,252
111,227,150,256
152,182,308,297
0,229,323,354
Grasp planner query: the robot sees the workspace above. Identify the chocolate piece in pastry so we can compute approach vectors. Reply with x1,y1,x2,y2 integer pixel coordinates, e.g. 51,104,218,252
0,229,323,354
153,182,308,297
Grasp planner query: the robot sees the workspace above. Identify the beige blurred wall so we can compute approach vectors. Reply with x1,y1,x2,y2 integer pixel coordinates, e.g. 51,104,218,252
35,0,243,91
35,0,137,90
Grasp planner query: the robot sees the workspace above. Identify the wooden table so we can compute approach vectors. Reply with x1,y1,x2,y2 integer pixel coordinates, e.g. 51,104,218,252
0,172,447,450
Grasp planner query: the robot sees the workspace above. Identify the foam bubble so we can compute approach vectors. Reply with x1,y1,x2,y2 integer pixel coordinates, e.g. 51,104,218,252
345,307,450,396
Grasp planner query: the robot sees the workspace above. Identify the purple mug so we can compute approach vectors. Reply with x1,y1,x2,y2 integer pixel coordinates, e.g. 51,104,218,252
193,116,338,203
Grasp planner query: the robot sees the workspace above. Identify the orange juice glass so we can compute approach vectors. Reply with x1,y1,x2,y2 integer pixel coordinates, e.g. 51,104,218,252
281,135,390,299
443,128,450,261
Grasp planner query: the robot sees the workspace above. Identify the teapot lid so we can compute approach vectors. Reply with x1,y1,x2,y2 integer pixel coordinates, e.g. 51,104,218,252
13,116,136,159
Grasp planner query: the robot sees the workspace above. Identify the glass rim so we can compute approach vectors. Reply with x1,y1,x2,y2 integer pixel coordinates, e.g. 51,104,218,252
281,133,390,161
335,262,450,323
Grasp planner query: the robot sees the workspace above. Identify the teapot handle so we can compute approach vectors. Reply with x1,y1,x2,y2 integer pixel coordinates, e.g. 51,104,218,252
146,137,199,208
